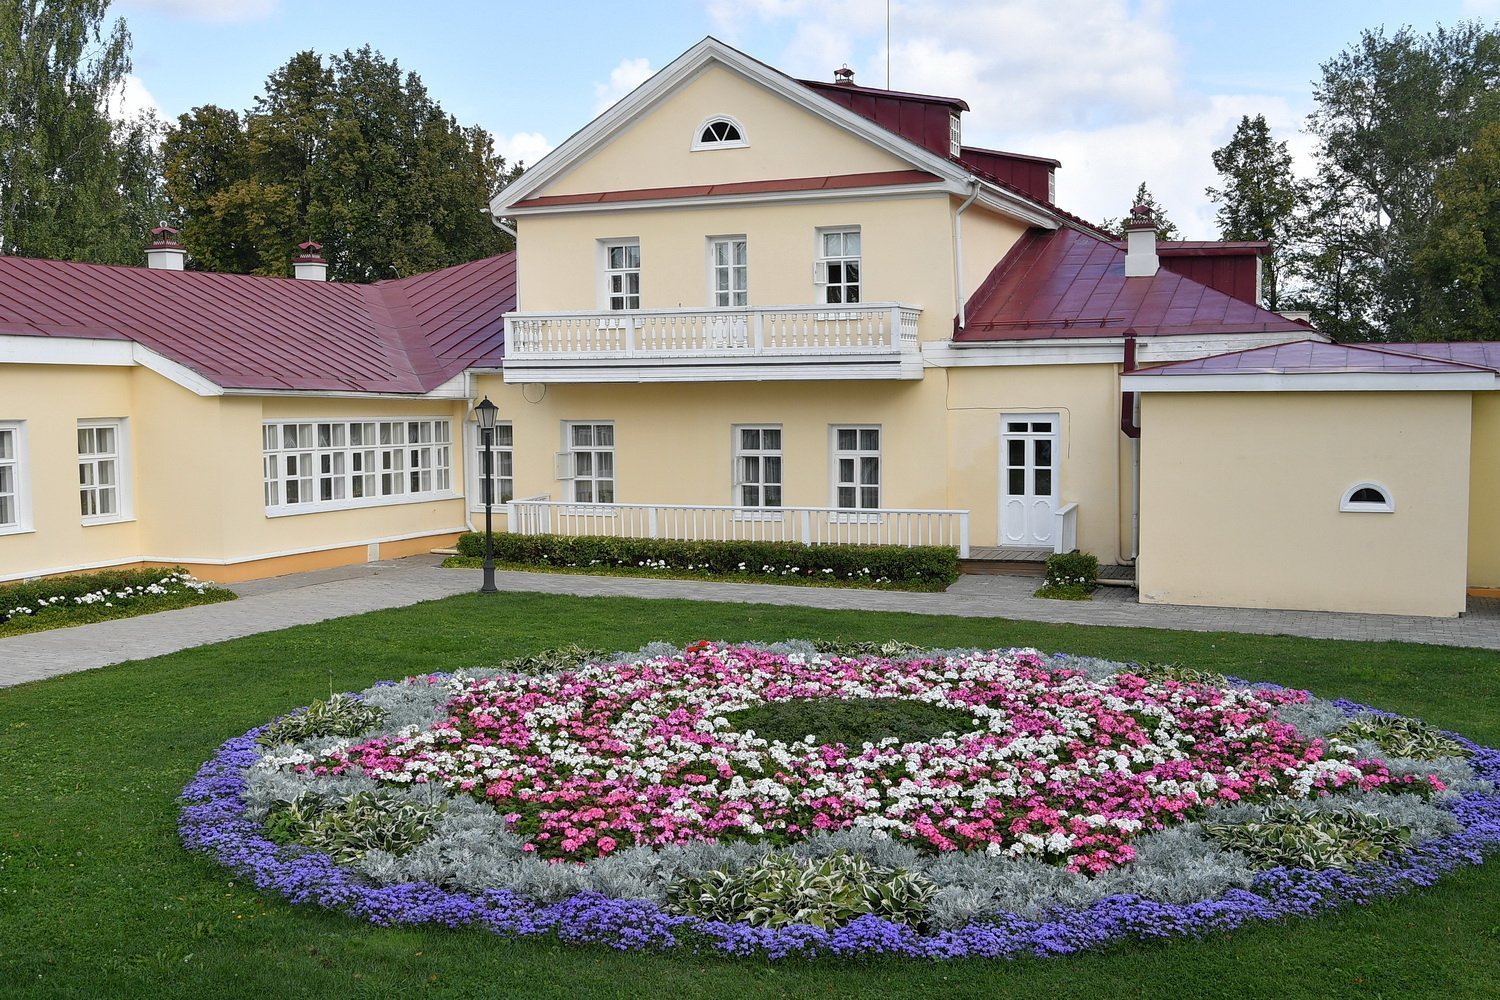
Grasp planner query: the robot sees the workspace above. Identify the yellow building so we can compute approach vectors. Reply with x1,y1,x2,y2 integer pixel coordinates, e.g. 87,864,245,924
3,38,1489,617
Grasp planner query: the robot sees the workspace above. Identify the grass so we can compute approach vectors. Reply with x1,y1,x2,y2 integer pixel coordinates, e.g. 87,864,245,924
723,696,980,746
1032,584,1095,601
1,591,1498,999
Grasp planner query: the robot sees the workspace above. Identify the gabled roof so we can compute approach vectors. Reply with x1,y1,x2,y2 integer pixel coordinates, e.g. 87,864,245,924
0,253,514,394
957,227,1310,341
489,36,1067,233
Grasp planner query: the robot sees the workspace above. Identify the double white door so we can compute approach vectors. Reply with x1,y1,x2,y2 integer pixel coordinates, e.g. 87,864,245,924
1000,414,1058,547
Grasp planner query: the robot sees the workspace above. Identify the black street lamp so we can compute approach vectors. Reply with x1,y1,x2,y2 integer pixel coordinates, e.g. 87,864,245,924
474,396,499,594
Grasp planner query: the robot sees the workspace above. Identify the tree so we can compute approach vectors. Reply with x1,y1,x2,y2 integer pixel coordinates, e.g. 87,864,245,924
1415,121,1500,339
163,47,520,281
0,0,166,263
1101,182,1181,242
1303,21,1500,340
1205,115,1305,311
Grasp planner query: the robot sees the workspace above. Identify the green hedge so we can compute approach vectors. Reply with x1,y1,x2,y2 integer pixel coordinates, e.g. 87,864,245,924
1043,550,1099,590
455,532,959,587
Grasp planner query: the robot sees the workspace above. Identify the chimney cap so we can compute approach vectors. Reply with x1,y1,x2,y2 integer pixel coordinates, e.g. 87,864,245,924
294,240,325,261
1124,204,1156,230
833,64,855,86
149,224,181,246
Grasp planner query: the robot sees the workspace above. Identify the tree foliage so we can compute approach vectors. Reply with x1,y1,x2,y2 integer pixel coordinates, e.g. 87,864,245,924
163,46,518,281
1205,114,1305,311
1302,21,1500,340
0,0,166,263
1415,121,1500,340
1101,182,1181,242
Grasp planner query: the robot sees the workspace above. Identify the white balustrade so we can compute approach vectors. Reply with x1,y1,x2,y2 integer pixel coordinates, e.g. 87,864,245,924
1053,501,1079,555
503,500,969,557
505,303,922,360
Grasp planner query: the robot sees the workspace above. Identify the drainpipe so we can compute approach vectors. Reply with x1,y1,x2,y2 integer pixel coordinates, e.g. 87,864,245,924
953,179,981,330
1119,331,1141,563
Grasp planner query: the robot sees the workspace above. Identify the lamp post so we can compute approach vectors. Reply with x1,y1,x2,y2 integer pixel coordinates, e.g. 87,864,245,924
474,396,499,594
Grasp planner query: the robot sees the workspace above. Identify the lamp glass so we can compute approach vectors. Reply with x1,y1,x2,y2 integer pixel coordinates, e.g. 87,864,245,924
474,396,498,432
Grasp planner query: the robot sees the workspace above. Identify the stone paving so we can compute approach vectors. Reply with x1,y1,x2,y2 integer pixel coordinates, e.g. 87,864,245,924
3,555,1499,689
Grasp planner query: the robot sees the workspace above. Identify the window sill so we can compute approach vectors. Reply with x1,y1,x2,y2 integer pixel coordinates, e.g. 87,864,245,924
266,490,460,518
81,515,135,527
0,525,36,537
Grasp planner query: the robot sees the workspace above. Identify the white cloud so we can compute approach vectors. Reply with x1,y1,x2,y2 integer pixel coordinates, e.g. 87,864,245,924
105,73,162,125
117,0,279,21
492,130,554,171
593,57,656,114
703,0,1324,239
1461,0,1500,14
1024,96,1311,239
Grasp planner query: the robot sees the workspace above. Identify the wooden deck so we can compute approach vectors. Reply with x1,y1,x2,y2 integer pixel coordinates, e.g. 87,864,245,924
959,546,1137,585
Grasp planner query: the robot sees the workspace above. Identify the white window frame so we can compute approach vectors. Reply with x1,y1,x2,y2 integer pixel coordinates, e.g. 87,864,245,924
471,421,515,510
815,227,861,305
830,425,881,512
0,421,30,535
949,113,962,157
691,115,749,151
600,239,641,311
733,425,783,511
561,421,615,504
1340,480,1395,513
708,236,749,308
78,418,131,525
262,418,454,517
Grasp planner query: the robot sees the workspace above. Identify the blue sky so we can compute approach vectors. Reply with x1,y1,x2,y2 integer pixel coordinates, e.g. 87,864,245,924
115,0,1498,238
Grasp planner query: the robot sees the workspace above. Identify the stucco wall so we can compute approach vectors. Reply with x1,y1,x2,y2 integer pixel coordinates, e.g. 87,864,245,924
544,64,913,196
515,194,959,343
1468,392,1500,588
945,363,1124,558
1138,391,1472,617
0,364,472,582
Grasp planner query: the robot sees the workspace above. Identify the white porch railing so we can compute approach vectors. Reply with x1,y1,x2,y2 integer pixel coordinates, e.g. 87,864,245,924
504,303,922,359
506,500,969,557
1053,501,1079,555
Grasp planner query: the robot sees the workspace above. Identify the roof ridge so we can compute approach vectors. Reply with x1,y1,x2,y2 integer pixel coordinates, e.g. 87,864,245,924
1336,341,1500,374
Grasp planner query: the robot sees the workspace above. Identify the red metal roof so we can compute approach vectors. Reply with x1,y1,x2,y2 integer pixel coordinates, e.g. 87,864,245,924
0,252,515,393
513,170,940,210
957,227,1309,341
1129,339,1500,376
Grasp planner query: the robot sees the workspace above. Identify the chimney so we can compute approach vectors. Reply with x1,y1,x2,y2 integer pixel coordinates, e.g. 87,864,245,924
293,241,327,281
1123,203,1159,277
833,64,855,86
145,225,185,270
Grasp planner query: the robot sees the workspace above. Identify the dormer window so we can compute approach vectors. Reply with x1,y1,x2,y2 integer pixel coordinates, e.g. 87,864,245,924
949,113,961,157
692,115,748,150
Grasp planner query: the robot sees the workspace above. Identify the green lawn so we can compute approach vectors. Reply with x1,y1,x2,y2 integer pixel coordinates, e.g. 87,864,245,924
2,591,1498,999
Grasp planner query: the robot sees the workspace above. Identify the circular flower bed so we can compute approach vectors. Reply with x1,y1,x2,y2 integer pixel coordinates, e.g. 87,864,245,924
181,642,1500,960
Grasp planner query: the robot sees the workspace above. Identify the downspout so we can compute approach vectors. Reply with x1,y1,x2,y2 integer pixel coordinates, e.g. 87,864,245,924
953,179,981,330
1119,331,1141,563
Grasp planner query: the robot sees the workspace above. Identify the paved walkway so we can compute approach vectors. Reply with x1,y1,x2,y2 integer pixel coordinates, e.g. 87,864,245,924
3,556,1500,688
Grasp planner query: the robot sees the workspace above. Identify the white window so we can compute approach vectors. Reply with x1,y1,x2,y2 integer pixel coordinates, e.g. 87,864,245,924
1340,481,1395,513
710,237,748,307
949,113,962,157
603,240,640,310
0,422,28,533
817,228,861,304
734,426,782,507
692,115,748,150
564,422,614,503
263,418,452,515
832,426,880,509
476,423,514,505
78,419,129,523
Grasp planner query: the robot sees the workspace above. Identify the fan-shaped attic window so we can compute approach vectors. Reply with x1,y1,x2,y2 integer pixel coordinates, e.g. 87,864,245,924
1340,481,1395,513
692,115,748,150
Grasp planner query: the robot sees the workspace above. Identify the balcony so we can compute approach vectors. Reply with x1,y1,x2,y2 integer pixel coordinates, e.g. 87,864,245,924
501,302,923,383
